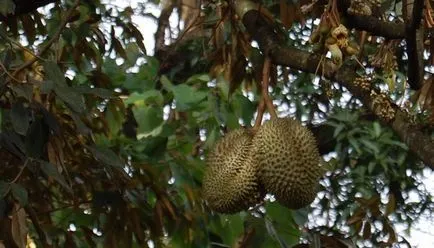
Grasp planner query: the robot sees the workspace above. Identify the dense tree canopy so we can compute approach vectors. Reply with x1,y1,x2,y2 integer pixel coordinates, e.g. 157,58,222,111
0,0,433,247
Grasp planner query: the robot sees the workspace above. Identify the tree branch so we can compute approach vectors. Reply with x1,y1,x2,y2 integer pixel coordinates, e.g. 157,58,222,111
0,0,59,21
405,0,425,90
11,0,80,78
337,0,406,39
242,10,434,168
344,15,406,39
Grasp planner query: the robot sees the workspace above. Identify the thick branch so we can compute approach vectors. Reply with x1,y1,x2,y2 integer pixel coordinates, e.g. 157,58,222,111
405,0,425,90
344,15,406,39
337,0,406,39
0,0,58,21
242,10,434,168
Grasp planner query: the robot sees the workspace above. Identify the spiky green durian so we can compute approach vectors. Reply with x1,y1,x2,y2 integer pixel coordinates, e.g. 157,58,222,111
203,128,264,213
252,118,322,209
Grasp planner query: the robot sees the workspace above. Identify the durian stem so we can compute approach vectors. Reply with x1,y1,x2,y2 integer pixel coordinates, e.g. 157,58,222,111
262,57,278,120
253,98,265,132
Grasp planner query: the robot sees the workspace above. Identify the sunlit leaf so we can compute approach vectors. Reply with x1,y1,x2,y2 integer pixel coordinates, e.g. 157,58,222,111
171,84,207,111
133,105,164,137
125,90,164,106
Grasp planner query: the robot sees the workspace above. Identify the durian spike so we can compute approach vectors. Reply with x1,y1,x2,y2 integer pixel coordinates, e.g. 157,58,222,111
262,57,278,120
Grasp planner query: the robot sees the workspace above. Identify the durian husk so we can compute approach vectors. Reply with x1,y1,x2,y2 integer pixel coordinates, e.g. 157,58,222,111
252,118,322,209
203,128,265,213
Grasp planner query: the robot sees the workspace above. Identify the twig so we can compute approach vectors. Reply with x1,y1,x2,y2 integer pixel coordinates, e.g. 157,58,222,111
12,0,81,78
10,159,30,184
25,205,50,247
262,57,278,119
0,60,22,83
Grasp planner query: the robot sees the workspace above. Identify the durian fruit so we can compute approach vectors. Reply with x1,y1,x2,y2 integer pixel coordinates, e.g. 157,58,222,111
252,118,322,209
202,128,265,213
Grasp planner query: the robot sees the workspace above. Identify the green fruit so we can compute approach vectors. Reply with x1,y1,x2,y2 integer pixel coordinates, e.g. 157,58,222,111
252,118,322,209
203,128,265,213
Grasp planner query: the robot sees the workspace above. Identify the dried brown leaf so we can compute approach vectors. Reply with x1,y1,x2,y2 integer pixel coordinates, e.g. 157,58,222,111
362,221,372,239
417,77,434,111
347,213,363,225
385,193,396,216
11,204,27,248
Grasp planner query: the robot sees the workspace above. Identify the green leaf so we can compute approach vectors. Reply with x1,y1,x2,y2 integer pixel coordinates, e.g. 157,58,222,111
266,202,293,224
221,214,244,245
10,102,29,135
160,75,173,90
75,86,114,99
264,218,287,248
360,139,380,154
125,90,164,106
292,208,309,226
40,161,71,192
0,181,10,198
266,202,301,247
348,137,361,154
124,59,159,91
0,0,15,16
185,74,211,84
43,61,67,86
333,123,345,138
172,84,207,111
368,162,376,174
133,105,163,137
87,145,124,169
232,94,256,125
54,85,86,113
204,128,219,149
11,183,28,206
11,84,33,101
25,117,49,158
44,61,86,113
373,122,381,138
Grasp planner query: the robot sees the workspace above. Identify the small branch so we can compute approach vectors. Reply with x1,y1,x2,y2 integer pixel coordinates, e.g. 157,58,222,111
10,159,29,184
262,57,277,119
154,2,176,53
25,205,50,247
11,0,80,78
0,60,22,83
253,98,265,131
